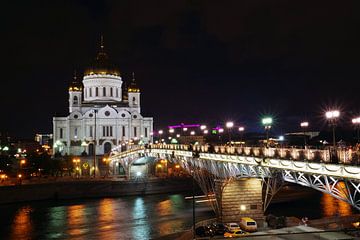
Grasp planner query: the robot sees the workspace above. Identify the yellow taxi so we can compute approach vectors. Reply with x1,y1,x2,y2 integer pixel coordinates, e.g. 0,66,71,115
224,229,248,238
239,217,257,232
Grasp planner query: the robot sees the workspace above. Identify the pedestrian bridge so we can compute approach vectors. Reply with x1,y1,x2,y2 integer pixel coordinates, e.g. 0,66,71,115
110,144,360,222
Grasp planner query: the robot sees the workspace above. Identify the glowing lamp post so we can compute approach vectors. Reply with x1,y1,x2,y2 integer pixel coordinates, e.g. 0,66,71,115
325,110,340,148
300,121,309,148
352,117,360,143
169,128,175,134
262,117,273,146
73,158,81,178
158,130,163,143
218,128,224,144
226,121,234,143
238,127,245,145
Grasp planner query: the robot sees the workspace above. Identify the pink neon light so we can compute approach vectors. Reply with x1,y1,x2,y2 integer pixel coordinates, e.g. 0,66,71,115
168,123,201,129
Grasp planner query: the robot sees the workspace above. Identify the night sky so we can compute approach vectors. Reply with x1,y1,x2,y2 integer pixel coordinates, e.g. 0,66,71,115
2,0,360,138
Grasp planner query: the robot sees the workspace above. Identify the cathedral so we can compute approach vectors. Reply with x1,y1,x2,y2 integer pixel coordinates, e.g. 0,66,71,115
53,40,153,156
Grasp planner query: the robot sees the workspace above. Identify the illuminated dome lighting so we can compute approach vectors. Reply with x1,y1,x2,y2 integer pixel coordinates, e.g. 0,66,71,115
69,71,83,91
84,37,120,77
128,72,140,93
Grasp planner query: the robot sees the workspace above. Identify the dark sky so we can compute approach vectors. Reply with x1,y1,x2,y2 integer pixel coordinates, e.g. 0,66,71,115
2,0,360,138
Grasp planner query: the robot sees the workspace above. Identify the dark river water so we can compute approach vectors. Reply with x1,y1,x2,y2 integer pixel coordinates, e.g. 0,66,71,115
0,188,357,240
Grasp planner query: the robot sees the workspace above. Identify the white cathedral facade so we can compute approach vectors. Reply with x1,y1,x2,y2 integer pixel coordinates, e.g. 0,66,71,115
53,42,153,156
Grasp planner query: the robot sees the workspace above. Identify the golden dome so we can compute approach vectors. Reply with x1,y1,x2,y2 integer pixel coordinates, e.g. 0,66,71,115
69,72,83,91
84,38,120,76
128,72,140,93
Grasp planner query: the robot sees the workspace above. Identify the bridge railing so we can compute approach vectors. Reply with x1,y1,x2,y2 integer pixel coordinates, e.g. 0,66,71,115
147,143,359,165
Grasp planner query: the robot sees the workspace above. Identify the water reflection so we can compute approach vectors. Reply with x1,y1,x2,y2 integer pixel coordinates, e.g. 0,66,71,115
97,198,118,239
67,204,87,238
132,197,150,240
10,206,33,239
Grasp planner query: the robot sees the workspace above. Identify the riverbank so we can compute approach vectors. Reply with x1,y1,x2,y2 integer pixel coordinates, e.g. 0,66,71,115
0,177,199,204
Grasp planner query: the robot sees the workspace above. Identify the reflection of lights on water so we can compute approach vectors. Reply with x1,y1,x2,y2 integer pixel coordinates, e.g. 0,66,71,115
132,197,150,240
10,206,33,239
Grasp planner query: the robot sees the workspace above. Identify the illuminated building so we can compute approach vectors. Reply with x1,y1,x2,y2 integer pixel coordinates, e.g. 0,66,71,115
53,38,153,156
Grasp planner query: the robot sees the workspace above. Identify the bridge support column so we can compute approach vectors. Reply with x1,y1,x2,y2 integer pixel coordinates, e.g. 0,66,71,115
216,178,264,225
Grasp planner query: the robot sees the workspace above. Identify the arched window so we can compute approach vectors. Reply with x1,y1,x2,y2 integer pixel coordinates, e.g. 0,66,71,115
88,143,94,156
104,142,112,154
103,87,106,96
73,96,78,105
96,87,99,97
133,97,137,105
89,88,92,97
110,87,113,97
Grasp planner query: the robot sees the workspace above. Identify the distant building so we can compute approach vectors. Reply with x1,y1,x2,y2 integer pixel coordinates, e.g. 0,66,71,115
35,134,53,146
53,39,153,156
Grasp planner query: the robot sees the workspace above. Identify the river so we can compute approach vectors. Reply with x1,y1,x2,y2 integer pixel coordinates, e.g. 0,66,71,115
0,187,357,240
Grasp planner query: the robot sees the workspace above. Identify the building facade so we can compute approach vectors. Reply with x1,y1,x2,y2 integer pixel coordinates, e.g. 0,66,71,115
53,41,153,156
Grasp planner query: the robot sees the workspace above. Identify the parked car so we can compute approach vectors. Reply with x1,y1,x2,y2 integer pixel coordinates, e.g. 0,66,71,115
210,222,227,235
239,217,257,232
195,225,214,237
226,222,241,231
224,229,248,238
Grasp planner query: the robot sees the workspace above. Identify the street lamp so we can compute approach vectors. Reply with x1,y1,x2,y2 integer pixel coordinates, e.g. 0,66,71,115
158,130,163,143
225,121,234,144
93,109,98,178
102,157,110,177
218,128,224,144
190,131,195,136
238,127,245,145
262,117,273,146
73,158,81,178
300,121,309,148
169,128,175,134
325,110,340,148
200,125,207,130
352,117,360,143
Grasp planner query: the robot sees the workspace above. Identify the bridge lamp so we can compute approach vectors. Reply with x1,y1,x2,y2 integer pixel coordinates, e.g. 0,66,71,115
183,127,188,132
352,117,360,143
262,117,273,146
325,110,340,148
279,136,284,141
262,117,273,126
300,122,309,148
225,121,234,128
238,127,245,132
203,130,208,134
190,131,195,136
176,134,180,138
169,128,175,133
158,130,163,135
200,125,207,130
218,128,224,133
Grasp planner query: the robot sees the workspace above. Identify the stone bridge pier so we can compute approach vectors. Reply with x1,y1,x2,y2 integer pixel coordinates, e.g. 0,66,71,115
215,178,264,225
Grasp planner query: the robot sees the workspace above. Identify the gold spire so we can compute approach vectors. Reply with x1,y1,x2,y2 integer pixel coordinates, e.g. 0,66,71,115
100,35,104,50
128,72,140,93
69,69,82,92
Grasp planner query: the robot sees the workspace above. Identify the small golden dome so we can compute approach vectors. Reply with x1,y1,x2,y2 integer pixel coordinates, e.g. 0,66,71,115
128,72,140,93
69,71,83,91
